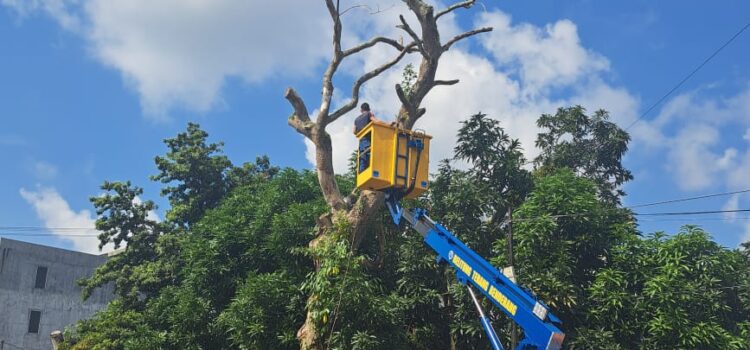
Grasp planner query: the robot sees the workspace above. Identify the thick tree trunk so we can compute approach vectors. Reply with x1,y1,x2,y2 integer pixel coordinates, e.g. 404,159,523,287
296,191,384,350
313,130,346,211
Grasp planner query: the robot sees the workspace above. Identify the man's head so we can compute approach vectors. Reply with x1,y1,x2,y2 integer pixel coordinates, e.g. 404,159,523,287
360,102,370,112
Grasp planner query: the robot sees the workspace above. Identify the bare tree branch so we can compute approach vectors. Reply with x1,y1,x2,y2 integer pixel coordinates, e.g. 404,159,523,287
434,79,459,86
435,0,475,20
317,0,346,123
343,36,406,57
397,15,426,55
340,3,395,16
442,26,493,51
326,0,342,55
328,43,414,123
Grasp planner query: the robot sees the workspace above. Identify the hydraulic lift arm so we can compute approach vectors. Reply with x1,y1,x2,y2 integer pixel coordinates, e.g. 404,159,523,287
385,195,565,350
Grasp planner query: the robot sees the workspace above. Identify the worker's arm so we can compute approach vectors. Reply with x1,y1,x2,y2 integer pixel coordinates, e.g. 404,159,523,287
370,114,398,127
369,114,384,124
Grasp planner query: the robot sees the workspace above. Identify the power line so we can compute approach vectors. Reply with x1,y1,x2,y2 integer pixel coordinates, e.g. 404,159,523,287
625,19,750,130
3,188,750,235
636,209,750,216
0,226,97,231
510,208,750,223
0,233,99,237
638,216,750,223
5,209,750,234
628,189,750,208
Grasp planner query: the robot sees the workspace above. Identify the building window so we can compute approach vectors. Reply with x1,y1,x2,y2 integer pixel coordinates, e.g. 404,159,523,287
28,310,41,333
34,266,48,289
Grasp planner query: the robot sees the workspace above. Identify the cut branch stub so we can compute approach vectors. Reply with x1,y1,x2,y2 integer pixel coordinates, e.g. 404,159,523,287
285,88,314,137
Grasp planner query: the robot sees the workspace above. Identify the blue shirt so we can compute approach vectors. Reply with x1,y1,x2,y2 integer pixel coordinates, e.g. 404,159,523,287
354,111,373,134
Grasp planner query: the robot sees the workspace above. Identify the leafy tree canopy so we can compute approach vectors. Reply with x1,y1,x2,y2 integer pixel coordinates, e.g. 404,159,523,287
65,113,750,350
535,106,633,204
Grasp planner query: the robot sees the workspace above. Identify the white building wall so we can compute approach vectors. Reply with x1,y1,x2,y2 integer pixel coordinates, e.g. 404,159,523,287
0,238,113,350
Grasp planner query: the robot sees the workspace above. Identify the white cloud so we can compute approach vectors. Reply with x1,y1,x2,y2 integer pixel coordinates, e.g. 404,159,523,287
19,187,109,254
722,194,740,221
3,0,331,118
743,222,750,244
667,123,721,191
638,86,750,192
2,0,82,31
32,161,58,180
717,148,738,170
634,86,750,246
728,150,750,190
478,11,610,96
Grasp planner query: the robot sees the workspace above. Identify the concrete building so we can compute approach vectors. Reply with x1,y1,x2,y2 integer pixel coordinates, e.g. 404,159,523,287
0,238,113,350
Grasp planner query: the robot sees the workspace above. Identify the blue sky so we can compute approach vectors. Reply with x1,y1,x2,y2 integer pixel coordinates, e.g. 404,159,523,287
1,0,749,254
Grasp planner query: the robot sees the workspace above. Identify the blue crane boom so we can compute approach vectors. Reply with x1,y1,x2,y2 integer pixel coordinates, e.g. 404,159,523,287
385,195,565,350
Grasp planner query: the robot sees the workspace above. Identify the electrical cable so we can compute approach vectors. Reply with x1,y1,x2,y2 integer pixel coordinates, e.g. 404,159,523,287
3,190,750,235
627,189,750,208
509,208,750,223
625,19,750,131
0,233,98,237
635,209,750,216
4,209,750,234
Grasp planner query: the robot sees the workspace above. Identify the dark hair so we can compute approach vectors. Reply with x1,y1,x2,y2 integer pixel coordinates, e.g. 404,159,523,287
360,102,370,111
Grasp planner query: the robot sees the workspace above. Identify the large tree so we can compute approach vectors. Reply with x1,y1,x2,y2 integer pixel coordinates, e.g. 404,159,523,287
284,1,492,347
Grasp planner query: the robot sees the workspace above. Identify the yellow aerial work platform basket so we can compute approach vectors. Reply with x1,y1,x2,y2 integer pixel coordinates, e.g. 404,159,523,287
355,121,431,199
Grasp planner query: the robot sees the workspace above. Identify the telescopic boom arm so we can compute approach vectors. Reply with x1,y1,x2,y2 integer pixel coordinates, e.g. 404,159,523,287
385,196,565,350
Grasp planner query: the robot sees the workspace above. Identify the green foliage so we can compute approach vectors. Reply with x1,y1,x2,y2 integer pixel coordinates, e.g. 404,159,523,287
582,227,750,349
535,106,633,204
421,112,534,348
80,181,163,305
400,63,417,100
453,112,533,228
303,215,407,350
151,123,279,227
492,169,635,343
68,111,750,350
61,300,166,350
152,122,232,226
217,272,303,350
67,167,323,349
90,181,159,250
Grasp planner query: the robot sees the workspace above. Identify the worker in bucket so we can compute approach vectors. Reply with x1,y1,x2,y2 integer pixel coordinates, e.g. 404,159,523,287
353,102,383,172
